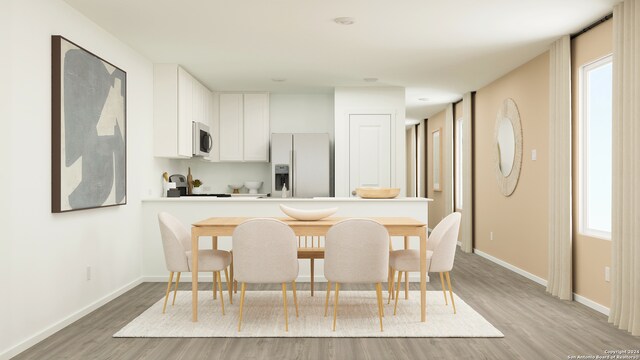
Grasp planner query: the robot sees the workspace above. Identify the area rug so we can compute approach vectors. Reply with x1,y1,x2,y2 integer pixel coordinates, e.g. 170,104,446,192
114,291,503,338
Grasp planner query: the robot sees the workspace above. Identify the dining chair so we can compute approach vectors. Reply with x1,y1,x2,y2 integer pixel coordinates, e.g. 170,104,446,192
232,218,299,332
389,212,462,315
324,219,389,332
158,212,232,315
297,236,324,296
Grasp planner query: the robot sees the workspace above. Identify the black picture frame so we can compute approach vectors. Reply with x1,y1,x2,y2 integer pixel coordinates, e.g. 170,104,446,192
51,35,127,213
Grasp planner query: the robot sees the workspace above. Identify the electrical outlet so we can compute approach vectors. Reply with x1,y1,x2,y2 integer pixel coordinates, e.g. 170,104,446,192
532,149,537,161
490,232,494,241
86,266,92,281
605,266,610,282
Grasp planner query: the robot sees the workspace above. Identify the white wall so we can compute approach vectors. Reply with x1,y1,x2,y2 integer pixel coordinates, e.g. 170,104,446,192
2,0,177,358
180,93,335,195
334,87,407,197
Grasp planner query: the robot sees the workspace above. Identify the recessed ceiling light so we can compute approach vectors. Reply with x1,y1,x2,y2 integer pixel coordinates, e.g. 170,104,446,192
363,77,378,82
418,97,430,101
334,17,355,25
271,78,286,82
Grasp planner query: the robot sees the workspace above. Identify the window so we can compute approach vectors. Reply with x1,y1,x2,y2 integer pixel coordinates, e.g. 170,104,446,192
455,117,463,210
579,55,612,239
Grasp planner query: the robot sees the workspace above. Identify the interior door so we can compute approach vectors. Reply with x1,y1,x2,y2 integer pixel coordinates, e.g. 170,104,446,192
349,114,392,196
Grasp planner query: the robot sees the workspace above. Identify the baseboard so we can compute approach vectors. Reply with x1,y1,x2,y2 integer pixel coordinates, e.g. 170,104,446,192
573,293,610,316
0,277,143,360
472,249,610,316
473,249,548,286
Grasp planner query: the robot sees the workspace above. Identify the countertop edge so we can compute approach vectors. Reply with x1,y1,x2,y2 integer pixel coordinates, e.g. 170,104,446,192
142,197,433,203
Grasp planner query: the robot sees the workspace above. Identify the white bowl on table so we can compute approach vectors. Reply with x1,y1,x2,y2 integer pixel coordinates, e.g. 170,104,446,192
244,181,263,194
280,204,338,221
228,184,243,194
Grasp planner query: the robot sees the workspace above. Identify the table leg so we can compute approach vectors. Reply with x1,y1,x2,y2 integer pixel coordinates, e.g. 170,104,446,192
420,227,427,322
212,237,217,299
404,236,409,299
192,227,199,322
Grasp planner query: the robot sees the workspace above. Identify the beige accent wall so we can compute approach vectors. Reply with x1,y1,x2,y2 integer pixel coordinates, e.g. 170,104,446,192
474,52,550,280
427,110,446,228
571,19,612,308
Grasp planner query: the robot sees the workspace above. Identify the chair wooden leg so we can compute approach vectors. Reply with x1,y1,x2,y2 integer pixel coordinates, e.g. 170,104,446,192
388,267,396,304
439,272,448,305
281,282,289,332
172,272,181,306
376,283,384,332
394,271,402,315
217,272,225,315
332,282,340,331
445,272,456,314
230,257,237,294
310,259,315,296
213,272,217,299
405,272,409,300
162,271,174,314
324,280,331,317
238,282,246,332
292,281,299,317
224,268,232,304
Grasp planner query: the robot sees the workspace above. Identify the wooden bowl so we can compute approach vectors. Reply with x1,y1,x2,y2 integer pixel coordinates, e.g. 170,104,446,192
279,204,338,221
355,187,400,199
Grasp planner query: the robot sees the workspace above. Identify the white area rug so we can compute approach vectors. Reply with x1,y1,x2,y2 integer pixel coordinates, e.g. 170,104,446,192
114,291,503,338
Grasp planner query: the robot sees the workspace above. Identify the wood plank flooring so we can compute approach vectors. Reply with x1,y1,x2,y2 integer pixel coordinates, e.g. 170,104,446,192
13,250,640,359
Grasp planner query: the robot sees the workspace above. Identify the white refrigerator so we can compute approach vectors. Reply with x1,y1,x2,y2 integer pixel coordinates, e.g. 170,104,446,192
271,133,330,198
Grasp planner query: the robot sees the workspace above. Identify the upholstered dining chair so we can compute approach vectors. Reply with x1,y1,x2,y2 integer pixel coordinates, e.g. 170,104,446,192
232,218,300,332
389,212,462,316
158,212,232,315
324,219,389,332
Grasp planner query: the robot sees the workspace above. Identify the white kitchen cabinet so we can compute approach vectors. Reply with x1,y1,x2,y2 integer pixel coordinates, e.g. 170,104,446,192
218,93,269,162
153,64,212,158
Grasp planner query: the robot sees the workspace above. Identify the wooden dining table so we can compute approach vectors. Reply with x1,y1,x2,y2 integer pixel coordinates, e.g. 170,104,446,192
190,216,428,322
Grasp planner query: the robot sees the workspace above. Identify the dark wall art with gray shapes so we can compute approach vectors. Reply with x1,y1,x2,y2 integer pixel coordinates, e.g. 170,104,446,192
51,35,127,213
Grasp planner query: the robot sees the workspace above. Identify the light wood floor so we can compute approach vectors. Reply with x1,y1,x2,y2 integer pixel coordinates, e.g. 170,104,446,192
14,250,640,359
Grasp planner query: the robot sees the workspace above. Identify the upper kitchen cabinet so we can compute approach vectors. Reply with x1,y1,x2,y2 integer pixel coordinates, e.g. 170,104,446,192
153,64,213,158
218,92,270,162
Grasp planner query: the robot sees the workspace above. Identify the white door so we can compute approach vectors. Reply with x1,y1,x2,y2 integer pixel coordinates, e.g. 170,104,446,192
349,114,392,196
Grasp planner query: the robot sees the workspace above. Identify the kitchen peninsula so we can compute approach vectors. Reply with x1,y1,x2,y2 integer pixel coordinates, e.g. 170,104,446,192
141,197,431,282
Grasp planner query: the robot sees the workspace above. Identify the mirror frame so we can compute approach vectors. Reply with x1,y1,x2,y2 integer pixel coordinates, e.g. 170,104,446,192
493,98,523,196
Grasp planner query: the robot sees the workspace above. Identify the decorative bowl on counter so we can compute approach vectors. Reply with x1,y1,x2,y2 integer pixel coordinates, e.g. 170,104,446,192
244,181,263,194
355,187,400,199
228,184,243,194
279,204,338,221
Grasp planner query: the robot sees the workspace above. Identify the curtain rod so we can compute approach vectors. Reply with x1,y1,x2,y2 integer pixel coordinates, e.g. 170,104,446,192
570,13,613,39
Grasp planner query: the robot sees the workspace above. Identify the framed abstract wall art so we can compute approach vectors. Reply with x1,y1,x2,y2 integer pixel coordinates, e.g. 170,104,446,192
51,35,127,213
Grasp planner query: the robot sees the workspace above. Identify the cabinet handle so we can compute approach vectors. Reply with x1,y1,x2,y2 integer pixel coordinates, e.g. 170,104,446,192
351,190,357,196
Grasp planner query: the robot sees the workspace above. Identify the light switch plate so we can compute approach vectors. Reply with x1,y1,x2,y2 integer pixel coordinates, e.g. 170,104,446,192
532,149,537,161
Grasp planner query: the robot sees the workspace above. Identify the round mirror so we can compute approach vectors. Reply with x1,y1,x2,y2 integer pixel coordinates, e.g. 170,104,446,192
493,98,522,196
497,117,515,176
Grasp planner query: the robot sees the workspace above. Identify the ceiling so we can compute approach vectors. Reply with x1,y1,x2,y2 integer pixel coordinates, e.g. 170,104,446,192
64,0,617,120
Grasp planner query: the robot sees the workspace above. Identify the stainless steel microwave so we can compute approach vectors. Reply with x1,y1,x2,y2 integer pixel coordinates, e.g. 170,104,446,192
192,122,212,157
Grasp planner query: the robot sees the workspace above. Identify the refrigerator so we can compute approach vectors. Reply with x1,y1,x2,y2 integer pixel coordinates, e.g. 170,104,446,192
271,133,330,198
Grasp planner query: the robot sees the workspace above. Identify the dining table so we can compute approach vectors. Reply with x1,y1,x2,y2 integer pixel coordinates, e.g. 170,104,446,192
190,216,428,322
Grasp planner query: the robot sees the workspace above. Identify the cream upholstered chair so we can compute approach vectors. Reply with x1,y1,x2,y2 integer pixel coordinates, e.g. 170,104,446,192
232,218,299,332
324,219,389,332
158,212,232,314
389,212,462,315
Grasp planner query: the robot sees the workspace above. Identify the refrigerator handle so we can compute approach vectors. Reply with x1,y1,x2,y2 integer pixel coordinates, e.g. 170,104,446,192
289,150,294,197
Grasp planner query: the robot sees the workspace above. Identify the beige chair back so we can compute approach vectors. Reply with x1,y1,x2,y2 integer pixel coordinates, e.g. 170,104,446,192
324,219,389,283
428,212,462,273
232,218,299,283
158,212,191,272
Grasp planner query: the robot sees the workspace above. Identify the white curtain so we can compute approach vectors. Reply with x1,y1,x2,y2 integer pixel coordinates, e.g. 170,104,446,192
547,35,573,300
610,0,640,336
460,93,474,253
443,104,454,216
